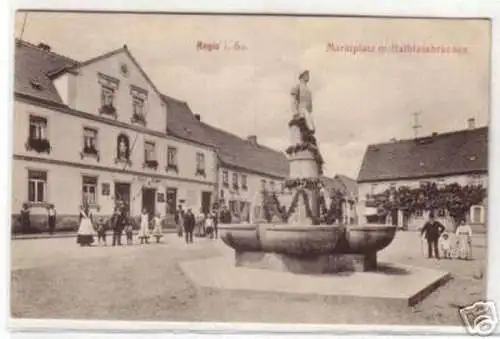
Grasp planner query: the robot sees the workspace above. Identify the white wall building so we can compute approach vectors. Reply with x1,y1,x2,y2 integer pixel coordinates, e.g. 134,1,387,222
13,40,217,231
357,123,488,231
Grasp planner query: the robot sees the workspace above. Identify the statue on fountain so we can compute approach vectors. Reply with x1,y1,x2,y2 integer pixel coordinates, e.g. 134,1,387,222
218,70,398,275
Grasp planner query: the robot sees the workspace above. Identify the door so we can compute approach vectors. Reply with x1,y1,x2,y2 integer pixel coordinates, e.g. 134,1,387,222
201,191,212,214
114,182,131,214
165,187,177,225
142,187,156,220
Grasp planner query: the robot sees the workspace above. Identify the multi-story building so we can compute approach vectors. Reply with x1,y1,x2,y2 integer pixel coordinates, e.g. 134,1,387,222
164,100,289,222
357,121,488,231
12,40,217,231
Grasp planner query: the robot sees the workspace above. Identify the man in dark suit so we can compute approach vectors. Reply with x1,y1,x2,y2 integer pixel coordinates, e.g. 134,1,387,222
420,213,445,259
112,207,126,246
183,209,195,244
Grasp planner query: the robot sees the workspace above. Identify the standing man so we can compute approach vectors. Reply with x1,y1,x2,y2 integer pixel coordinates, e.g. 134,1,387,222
175,204,185,238
112,206,125,246
183,208,195,244
420,213,445,259
47,204,57,235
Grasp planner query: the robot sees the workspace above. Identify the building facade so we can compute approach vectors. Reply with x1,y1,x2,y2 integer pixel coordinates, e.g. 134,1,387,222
12,40,217,231
164,100,289,222
357,124,488,231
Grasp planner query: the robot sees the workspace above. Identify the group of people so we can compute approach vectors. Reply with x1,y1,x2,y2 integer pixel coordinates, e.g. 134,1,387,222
420,214,473,260
175,205,227,244
76,202,163,247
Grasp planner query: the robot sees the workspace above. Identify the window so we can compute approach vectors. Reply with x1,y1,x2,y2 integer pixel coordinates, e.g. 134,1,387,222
438,208,446,217
26,115,50,153
101,86,115,107
270,181,276,192
82,176,98,205
28,170,47,203
130,85,148,125
166,146,178,172
241,174,248,190
390,183,396,189
222,170,229,187
144,141,158,169
261,179,267,191
415,209,424,217
83,128,98,155
370,184,377,195
144,141,156,161
29,116,47,140
98,73,119,117
196,152,206,176
232,172,239,189
470,205,484,224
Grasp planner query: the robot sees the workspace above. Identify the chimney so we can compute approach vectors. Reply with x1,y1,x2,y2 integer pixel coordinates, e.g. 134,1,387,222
247,135,257,145
194,114,201,121
467,118,476,130
37,42,51,52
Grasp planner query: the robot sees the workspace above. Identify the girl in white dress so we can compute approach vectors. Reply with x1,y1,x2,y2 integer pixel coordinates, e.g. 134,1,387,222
138,209,150,244
456,221,473,260
152,213,163,243
77,203,94,246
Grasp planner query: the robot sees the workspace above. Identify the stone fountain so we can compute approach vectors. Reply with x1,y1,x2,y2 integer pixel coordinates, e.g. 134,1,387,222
219,70,397,274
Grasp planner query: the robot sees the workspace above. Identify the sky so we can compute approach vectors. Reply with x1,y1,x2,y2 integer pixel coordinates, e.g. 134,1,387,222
14,12,490,178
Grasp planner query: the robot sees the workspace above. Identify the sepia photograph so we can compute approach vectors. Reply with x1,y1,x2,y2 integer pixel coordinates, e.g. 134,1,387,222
9,10,492,333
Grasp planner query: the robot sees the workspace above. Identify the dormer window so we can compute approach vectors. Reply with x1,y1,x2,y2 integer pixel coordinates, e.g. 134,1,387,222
98,73,119,118
30,79,43,90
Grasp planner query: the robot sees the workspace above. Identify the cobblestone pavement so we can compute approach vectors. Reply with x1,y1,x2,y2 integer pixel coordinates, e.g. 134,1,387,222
10,231,487,327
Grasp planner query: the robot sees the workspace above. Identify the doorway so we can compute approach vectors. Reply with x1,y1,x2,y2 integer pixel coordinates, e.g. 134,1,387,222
142,187,156,220
201,191,212,214
114,182,131,214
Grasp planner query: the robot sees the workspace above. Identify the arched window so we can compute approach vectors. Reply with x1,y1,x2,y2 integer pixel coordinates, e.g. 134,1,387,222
117,133,130,160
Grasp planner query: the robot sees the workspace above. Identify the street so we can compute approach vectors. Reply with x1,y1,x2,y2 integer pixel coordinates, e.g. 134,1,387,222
10,231,486,325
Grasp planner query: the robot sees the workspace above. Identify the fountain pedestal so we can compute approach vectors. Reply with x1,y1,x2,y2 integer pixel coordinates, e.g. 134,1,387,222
235,251,377,274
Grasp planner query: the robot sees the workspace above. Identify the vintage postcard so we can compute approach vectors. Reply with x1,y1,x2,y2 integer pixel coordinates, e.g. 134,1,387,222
8,9,493,336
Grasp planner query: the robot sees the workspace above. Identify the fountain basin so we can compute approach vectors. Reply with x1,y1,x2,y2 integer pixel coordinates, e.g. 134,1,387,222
219,224,262,252
260,224,345,256
345,225,397,254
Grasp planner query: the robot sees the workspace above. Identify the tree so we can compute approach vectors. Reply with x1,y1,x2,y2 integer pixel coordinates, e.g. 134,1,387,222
372,182,486,227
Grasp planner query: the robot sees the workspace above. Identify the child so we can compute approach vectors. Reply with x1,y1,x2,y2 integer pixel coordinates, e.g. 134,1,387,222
205,212,215,239
125,220,134,245
152,213,163,244
96,217,107,246
439,232,452,259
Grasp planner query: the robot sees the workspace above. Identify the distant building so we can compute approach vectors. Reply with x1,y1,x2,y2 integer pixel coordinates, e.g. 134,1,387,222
357,123,488,231
164,98,289,222
320,175,358,224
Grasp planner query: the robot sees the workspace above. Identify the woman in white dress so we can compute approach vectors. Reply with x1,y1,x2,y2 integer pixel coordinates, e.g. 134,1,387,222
138,209,150,244
456,221,473,260
205,212,215,239
77,203,95,246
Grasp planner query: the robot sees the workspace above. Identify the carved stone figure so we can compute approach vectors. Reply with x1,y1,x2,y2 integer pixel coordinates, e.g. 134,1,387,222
290,70,315,133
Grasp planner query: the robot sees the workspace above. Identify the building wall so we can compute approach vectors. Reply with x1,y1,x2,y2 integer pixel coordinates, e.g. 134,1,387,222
12,98,217,230
217,166,285,222
11,157,214,231
55,50,167,134
357,173,488,230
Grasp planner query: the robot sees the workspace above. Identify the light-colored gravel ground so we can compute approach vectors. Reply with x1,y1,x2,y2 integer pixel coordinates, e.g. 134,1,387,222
10,231,486,326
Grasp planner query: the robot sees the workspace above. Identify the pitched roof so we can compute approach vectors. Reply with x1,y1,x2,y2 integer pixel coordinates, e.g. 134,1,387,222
357,127,488,183
14,40,289,178
198,123,289,178
14,40,77,104
162,95,218,148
